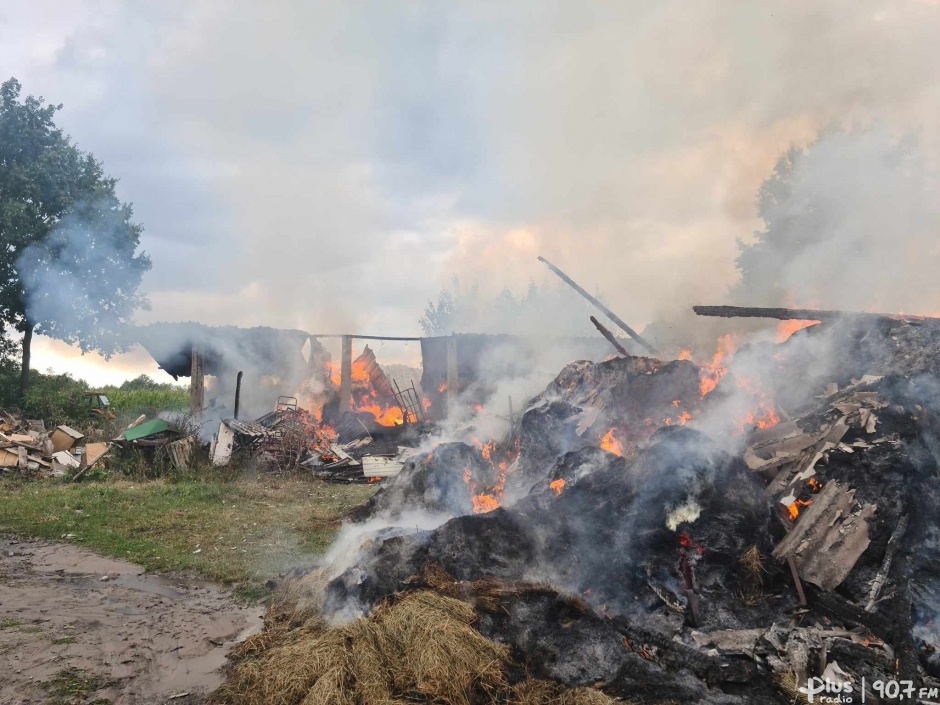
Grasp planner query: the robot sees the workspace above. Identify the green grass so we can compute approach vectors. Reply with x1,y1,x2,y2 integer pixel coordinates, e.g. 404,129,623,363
103,387,188,416
40,668,105,703
0,475,377,600
0,618,21,629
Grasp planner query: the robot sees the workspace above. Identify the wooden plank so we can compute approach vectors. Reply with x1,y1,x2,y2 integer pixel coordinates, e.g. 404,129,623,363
692,304,937,323
590,316,631,357
539,256,657,354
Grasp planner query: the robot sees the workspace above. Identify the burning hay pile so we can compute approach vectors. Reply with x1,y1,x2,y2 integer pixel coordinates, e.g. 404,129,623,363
221,311,940,704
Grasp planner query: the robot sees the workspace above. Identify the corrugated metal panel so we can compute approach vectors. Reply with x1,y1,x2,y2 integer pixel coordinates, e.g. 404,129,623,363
361,455,405,477
221,418,269,437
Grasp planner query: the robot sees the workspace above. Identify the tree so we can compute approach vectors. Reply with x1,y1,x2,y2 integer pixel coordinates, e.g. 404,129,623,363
0,78,151,399
734,129,938,311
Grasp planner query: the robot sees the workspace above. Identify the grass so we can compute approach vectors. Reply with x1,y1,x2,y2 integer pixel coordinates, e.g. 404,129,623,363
104,386,189,416
40,667,106,704
0,618,21,629
0,475,377,601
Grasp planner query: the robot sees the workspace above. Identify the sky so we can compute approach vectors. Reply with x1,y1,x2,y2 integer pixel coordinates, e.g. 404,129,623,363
2,0,939,385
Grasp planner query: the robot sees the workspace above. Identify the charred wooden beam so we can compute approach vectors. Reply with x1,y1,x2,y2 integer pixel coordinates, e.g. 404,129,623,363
339,335,353,414
810,588,894,641
234,371,244,420
538,256,657,354
189,343,205,417
693,305,936,323
787,555,808,607
866,514,908,612
893,553,919,685
590,316,631,357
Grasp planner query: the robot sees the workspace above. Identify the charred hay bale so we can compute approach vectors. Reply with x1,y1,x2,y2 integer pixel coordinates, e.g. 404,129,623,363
515,399,585,484
325,509,540,619
475,590,629,687
424,509,539,581
514,357,703,487
332,428,773,628
517,446,627,512
511,428,773,622
348,442,492,522
324,532,430,619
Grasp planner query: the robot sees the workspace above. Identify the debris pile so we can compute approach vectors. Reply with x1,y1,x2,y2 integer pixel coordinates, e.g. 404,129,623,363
0,411,111,479
226,313,940,704
210,402,424,482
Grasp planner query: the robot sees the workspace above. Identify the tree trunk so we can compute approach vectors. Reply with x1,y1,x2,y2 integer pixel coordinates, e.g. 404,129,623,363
19,323,33,402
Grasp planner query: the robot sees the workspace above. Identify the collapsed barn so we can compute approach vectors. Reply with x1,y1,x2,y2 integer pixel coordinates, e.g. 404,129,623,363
216,308,940,705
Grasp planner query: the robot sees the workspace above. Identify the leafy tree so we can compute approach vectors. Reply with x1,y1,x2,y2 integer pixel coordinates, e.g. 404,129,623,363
735,129,935,309
0,78,150,399
118,374,160,391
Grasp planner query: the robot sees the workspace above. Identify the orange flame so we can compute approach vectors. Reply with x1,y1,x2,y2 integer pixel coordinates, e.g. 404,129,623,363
735,375,780,431
462,440,515,514
808,477,823,492
741,404,780,430
699,334,737,397
678,348,693,361
549,478,567,495
325,355,404,426
600,428,623,457
787,498,813,520
776,319,818,343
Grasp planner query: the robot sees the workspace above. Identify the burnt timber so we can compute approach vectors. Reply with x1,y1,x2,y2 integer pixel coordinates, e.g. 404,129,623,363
693,304,940,323
538,255,658,354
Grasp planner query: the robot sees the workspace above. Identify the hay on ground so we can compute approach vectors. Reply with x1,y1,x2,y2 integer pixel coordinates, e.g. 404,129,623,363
511,678,622,704
221,590,511,705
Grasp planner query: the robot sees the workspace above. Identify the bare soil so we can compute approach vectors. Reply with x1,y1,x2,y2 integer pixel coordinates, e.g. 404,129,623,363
0,537,262,705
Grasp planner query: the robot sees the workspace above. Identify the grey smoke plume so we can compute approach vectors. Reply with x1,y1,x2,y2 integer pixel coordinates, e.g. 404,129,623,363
735,129,940,314
17,197,149,354
8,0,940,351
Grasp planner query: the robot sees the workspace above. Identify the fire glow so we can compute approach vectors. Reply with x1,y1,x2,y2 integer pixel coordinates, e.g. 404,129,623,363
776,319,819,343
326,355,404,427
463,439,515,514
787,498,812,520
600,428,624,457
549,478,566,495
698,334,737,397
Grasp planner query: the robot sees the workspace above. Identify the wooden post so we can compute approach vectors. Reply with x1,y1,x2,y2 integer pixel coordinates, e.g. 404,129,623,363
339,335,353,414
591,316,631,357
189,342,205,418
446,335,458,416
538,256,657,354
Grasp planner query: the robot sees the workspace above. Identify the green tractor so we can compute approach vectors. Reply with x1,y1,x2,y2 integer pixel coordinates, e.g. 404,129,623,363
84,392,116,420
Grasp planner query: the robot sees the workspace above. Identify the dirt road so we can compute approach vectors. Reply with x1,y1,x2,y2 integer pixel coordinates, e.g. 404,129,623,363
0,538,262,704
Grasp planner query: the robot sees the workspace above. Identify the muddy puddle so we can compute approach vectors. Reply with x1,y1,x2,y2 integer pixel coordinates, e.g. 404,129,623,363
0,537,263,704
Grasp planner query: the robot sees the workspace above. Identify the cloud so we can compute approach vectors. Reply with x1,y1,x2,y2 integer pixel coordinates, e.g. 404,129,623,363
3,1,940,380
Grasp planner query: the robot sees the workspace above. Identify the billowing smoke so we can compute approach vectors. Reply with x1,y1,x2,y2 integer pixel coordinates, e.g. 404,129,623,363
734,128,940,313
17,197,150,354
